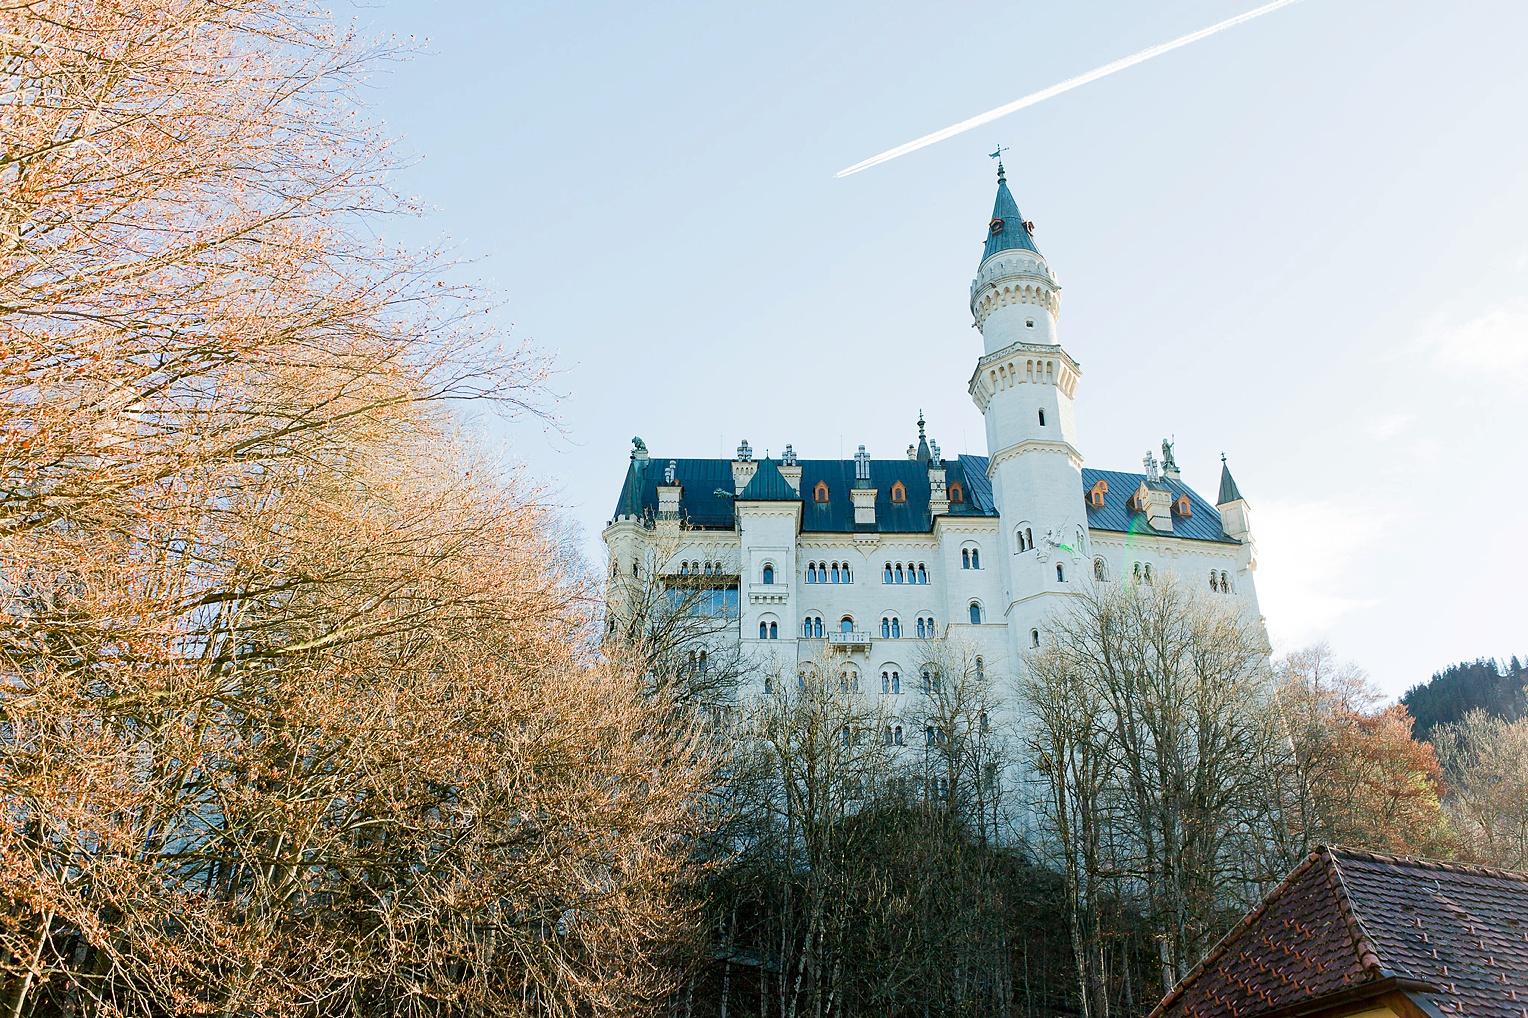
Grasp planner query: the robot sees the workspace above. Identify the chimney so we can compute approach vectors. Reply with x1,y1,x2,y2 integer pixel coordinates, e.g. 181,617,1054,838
778,443,802,493
850,444,877,527
927,440,949,517
731,438,757,494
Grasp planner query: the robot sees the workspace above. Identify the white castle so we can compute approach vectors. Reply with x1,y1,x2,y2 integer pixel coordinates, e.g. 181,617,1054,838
604,163,1259,704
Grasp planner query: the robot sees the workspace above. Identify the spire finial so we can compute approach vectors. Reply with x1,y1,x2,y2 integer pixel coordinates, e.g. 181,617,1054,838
918,410,926,438
989,145,1009,183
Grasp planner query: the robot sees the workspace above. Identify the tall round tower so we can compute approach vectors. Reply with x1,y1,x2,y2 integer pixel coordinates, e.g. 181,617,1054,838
967,162,1088,659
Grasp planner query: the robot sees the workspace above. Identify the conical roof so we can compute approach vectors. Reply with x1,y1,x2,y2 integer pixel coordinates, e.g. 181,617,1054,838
982,164,1043,263
1217,455,1245,505
739,458,798,501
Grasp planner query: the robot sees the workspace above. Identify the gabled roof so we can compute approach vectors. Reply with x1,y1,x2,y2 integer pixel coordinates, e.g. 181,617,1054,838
982,167,1043,263
1152,847,1528,1018
739,459,797,502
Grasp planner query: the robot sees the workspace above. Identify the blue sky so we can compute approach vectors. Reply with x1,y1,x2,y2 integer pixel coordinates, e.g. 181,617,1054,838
360,0,1528,697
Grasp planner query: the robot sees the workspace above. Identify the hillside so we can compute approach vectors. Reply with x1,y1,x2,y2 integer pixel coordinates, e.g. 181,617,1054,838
1402,657,1528,739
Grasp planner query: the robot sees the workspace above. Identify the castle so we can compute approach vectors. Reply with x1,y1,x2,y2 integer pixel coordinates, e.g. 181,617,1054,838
604,163,1259,699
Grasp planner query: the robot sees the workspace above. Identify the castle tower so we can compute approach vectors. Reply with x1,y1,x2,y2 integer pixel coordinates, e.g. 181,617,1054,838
967,161,1087,659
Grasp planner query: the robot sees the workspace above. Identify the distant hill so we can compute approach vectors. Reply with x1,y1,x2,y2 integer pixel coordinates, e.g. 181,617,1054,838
1402,657,1528,740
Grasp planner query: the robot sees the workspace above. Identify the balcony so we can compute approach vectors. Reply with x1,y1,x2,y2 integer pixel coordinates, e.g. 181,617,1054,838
748,582,789,605
827,630,873,650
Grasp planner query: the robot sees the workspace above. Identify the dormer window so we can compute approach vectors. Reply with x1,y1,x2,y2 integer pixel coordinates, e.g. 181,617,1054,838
814,480,829,503
1088,479,1108,508
1175,495,1193,516
1129,486,1148,512
890,480,906,503
989,218,1004,235
949,482,964,503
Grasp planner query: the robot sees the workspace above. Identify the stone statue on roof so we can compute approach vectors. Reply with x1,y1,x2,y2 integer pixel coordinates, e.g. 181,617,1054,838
1161,438,1178,474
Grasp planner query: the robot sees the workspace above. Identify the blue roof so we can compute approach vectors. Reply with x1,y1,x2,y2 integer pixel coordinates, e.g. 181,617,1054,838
1081,468,1239,545
982,168,1043,263
1218,458,1245,506
740,459,798,501
611,456,1236,544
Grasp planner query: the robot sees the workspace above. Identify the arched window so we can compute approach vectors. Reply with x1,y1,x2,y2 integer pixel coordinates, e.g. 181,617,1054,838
921,670,933,694
633,561,640,577
1038,409,1046,426
1221,570,1231,592
895,564,904,584
916,617,925,639
815,617,823,638
759,622,768,639
962,549,971,569
1056,563,1065,582
969,601,982,625
971,548,981,569
804,618,814,637
1133,562,1142,582
806,563,815,583
1017,528,1029,552
949,482,964,503
841,616,854,633
699,651,708,674
891,618,901,639
1031,628,1040,648
762,564,774,585
831,564,840,583
917,564,927,584
881,618,891,639
884,725,894,746
882,670,891,693
893,725,904,746
975,657,984,680
1144,563,1154,585
883,563,893,583
814,480,829,502
842,564,852,583
1094,557,1106,581
890,481,906,503
679,562,689,575
1209,569,1219,592
891,670,900,694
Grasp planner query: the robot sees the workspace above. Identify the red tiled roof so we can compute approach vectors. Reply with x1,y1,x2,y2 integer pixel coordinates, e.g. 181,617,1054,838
1151,847,1528,1018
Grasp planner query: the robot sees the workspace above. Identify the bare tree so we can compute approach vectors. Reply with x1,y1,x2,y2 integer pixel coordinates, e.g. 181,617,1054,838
1433,710,1528,870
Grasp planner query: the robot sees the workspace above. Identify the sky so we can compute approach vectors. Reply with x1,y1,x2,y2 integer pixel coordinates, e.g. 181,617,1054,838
357,0,1528,699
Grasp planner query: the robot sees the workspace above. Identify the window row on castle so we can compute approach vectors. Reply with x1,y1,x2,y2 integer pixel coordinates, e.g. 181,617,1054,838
811,481,967,504
805,561,854,583
678,559,729,576
882,562,928,584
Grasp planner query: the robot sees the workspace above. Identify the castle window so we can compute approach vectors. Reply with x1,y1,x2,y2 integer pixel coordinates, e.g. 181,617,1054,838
843,564,852,583
1133,562,1142,582
699,651,708,674
1026,318,1035,328
815,617,823,637
975,656,984,680
1088,479,1108,508
633,561,640,577
1017,527,1030,552
891,617,901,639
884,563,893,583
831,563,841,583
881,617,891,639
770,622,778,639
1144,564,1154,585
890,481,906,503
1221,570,1231,593
1032,628,1040,648
894,725,904,746
895,564,904,584
1094,557,1107,581
971,548,981,569
884,725,894,746
841,616,854,633
969,601,983,625
1038,409,1046,427
759,622,768,639
806,563,816,583
962,549,971,569
1209,569,1220,593
917,564,927,584
762,564,774,585
814,480,829,502
949,482,964,503
1056,564,1065,582
1176,496,1192,516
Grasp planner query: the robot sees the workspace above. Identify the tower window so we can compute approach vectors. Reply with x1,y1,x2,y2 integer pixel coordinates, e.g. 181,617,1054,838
1056,563,1065,582
1031,628,1040,648
962,549,970,569
762,564,774,585
971,548,981,569
1025,318,1035,328
881,618,890,639
814,480,830,502
969,601,983,625
884,563,894,583
917,564,927,584
948,482,964,503
1038,409,1046,427
890,480,906,503
891,617,901,639
1094,557,1106,581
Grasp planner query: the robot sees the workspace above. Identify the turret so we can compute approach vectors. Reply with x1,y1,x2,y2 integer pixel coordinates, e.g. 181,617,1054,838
967,162,1087,660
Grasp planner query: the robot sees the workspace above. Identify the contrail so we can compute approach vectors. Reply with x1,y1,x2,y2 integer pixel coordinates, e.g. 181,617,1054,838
836,0,1304,178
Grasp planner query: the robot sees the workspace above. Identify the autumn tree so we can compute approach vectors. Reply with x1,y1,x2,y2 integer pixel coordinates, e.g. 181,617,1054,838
1274,644,1452,858
0,3,713,1015
1432,710,1528,870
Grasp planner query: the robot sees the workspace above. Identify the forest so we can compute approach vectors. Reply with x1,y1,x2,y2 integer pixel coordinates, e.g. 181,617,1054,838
2,3,1524,1016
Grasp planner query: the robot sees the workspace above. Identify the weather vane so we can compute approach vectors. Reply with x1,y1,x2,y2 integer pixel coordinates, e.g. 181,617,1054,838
988,145,1009,162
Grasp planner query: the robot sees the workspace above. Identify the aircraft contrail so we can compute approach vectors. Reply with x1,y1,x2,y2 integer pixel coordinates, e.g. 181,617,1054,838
835,0,1304,178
